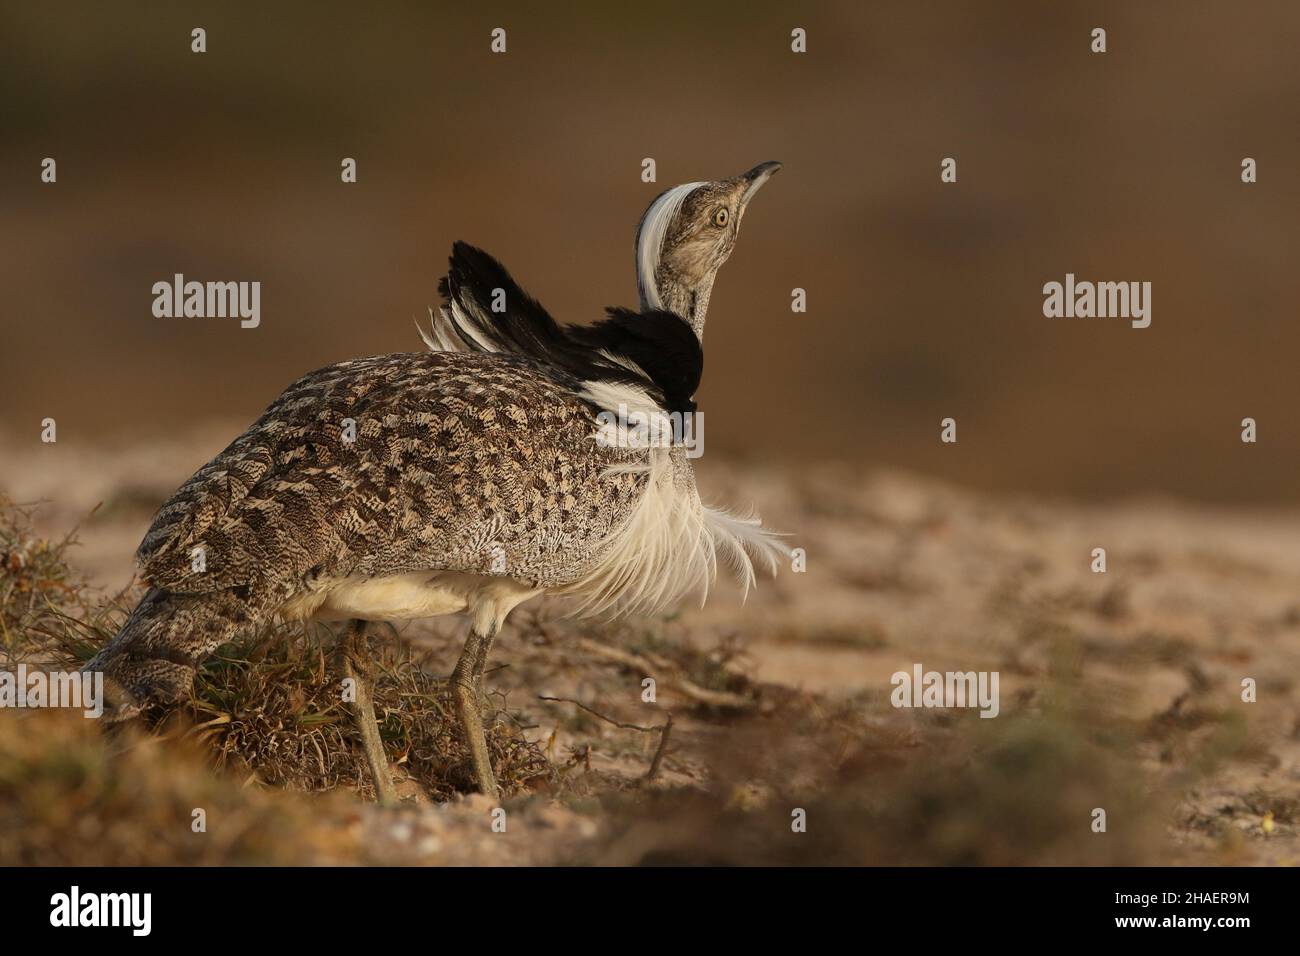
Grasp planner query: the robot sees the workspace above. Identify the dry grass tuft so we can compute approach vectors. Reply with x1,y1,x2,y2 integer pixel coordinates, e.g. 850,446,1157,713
0,494,121,668
177,627,553,800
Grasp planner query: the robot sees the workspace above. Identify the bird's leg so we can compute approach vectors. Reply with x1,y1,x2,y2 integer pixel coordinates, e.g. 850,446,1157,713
471,625,498,723
451,622,499,797
338,619,397,805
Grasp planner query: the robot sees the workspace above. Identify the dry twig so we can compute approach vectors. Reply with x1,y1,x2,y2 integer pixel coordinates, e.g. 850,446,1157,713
539,695,674,783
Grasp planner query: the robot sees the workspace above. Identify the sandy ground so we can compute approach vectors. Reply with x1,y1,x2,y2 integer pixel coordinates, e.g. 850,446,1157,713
0,426,1296,865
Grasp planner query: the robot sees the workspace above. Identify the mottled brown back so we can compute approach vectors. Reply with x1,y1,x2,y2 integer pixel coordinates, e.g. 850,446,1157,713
138,350,645,611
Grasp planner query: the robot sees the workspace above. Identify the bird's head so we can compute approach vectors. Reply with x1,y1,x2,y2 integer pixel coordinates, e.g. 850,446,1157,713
635,161,781,339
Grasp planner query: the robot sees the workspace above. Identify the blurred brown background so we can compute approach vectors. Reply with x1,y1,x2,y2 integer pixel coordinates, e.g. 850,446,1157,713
3,0,1299,504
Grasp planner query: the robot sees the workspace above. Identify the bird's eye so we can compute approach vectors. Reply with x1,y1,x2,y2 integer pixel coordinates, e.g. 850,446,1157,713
712,207,729,227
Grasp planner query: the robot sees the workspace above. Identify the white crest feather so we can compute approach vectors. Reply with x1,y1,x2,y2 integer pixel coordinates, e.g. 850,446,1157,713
636,182,704,310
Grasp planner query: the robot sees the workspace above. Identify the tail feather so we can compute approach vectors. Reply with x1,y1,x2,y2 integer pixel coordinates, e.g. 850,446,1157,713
84,587,255,715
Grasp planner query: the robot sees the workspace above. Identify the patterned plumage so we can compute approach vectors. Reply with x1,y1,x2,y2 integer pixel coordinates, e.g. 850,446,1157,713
87,162,786,796
138,350,647,597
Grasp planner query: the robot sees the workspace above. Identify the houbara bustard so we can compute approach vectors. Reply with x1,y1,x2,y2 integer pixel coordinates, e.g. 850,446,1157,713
86,161,787,799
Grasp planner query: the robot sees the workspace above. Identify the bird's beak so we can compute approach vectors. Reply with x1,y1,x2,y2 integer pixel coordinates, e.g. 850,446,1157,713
738,161,782,206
